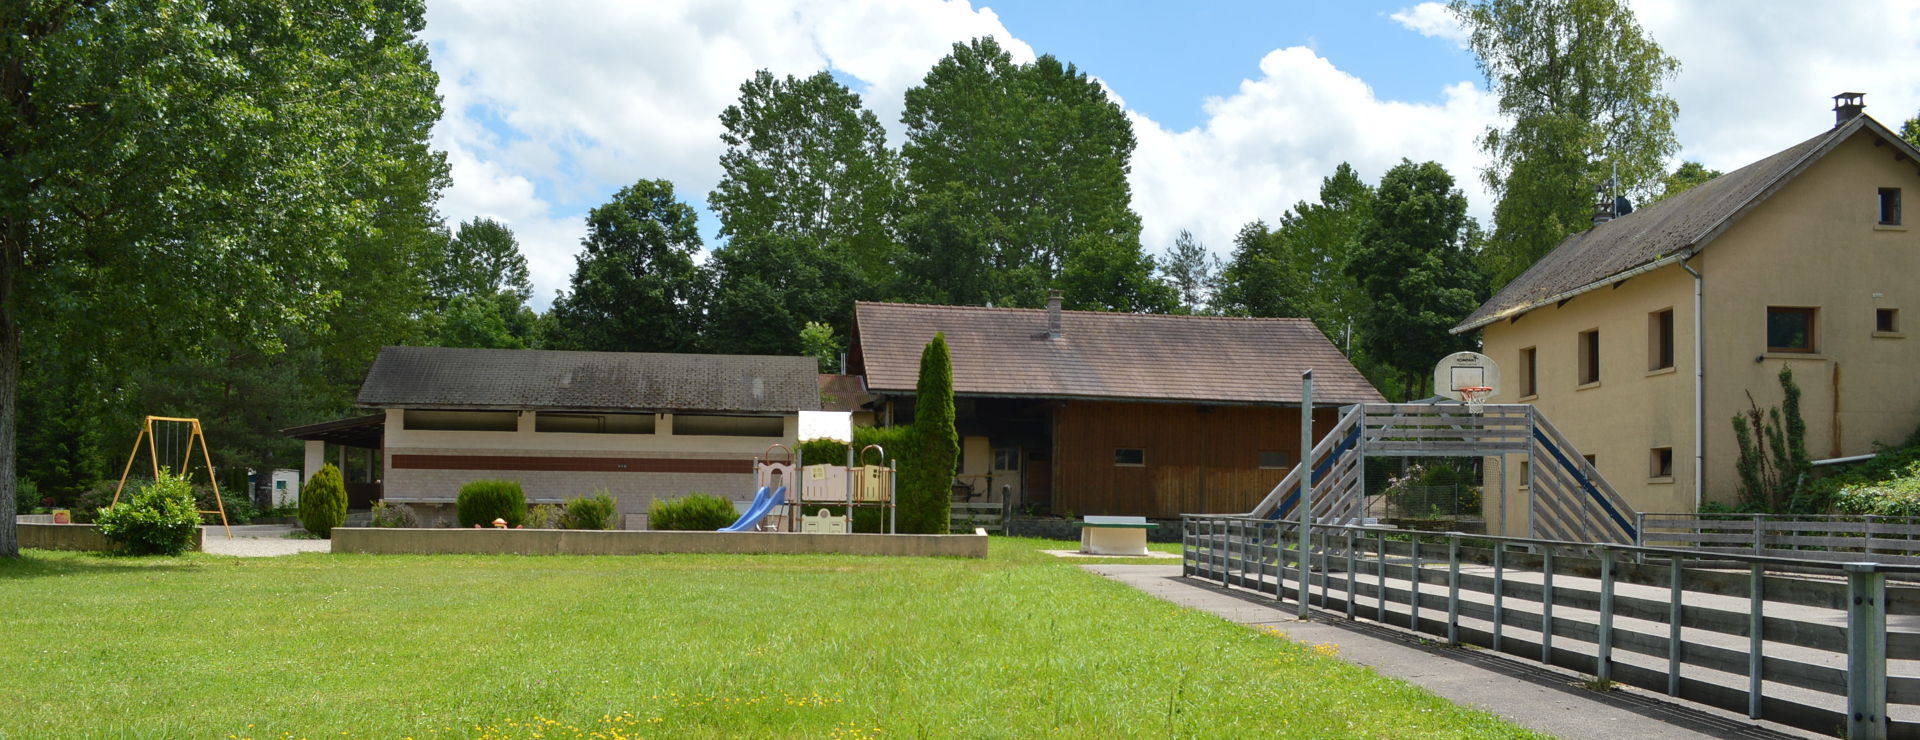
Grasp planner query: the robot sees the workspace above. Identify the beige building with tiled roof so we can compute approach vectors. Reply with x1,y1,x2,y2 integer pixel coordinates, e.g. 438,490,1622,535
852,295,1381,518
1454,97,1920,527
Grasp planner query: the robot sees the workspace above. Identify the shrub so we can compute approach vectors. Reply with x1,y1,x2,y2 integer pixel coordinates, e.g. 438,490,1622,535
562,490,618,530
524,503,560,529
197,486,258,525
1833,462,1920,517
369,500,418,528
905,333,956,534
13,477,39,515
95,470,203,555
71,479,133,523
299,464,348,538
457,479,526,528
648,492,737,530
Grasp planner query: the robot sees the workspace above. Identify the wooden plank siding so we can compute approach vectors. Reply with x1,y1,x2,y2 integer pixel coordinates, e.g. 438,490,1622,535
1051,401,1340,518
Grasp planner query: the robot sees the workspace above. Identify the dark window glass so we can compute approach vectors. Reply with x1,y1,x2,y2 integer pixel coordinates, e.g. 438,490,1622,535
1881,188,1902,225
1258,451,1290,469
1878,308,1899,333
1114,448,1145,466
1767,307,1816,352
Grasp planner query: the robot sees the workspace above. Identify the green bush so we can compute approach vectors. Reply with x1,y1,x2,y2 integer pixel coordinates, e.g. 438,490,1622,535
524,503,560,529
300,464,348,538
457,479,526,527
648,492,738,530
369,500,418,528
1833,462,1920,517
905,333,956,534
95,470,203,555
14,477,41,515
197,486,258,525
562,490,618,530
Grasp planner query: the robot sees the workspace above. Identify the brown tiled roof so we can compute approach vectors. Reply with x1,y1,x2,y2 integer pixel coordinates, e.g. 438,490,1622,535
852,302,1382,405
817,374,875,412
357,346,820,414
1455,115,1917,333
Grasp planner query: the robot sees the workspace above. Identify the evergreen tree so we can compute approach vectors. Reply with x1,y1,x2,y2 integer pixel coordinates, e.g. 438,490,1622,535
1161,230,1218,314
905,334,957,534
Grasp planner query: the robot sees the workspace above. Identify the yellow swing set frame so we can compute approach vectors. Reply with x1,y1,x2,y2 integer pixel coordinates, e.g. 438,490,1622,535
109,416,232,539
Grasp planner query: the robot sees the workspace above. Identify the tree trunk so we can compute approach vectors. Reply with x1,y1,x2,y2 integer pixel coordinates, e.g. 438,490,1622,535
0,229,18,558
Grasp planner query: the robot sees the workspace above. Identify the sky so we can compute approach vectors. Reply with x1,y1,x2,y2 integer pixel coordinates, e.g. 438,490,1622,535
421,0,1920,309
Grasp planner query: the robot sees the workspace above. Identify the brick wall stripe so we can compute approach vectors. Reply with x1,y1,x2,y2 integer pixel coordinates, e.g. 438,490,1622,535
391,454,752,474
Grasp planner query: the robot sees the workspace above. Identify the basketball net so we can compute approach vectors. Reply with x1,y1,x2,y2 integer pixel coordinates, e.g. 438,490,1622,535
1458,386,1493,414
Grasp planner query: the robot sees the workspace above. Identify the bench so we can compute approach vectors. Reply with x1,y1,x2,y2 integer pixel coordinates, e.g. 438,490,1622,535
1076,515,1155,556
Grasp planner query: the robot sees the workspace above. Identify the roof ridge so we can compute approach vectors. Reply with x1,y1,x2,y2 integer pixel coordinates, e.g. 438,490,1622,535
854,301,1315,322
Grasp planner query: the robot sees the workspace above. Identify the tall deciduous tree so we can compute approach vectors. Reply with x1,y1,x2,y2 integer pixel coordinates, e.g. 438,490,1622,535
1347,160,1486,399
0,0,446,556
901,38,1146,307
1451,0,1680,287
1214,221,1305,319
1900,111,1919,149
1271,163,1374,335
705,70,902,353
1650,161,1723,203
431,218,533,302
546,180,705,354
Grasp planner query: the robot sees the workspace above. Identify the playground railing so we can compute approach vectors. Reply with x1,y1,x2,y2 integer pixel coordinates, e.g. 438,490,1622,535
1181,513,1918,740
1639,512,1920,566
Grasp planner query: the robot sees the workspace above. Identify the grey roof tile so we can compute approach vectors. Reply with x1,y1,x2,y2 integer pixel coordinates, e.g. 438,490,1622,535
357,346,820,414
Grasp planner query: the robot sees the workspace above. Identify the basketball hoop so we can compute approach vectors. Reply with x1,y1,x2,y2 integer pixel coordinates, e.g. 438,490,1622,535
1458,386,1493,413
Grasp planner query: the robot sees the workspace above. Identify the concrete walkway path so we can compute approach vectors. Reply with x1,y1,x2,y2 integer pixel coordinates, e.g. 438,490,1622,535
1087,563,1817,740
200,525,330,557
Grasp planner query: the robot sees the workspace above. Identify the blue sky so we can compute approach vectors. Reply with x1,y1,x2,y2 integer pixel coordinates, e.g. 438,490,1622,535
421,0,1920,308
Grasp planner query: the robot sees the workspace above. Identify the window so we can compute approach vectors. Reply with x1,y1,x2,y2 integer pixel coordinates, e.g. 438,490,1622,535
1582,454,1598,474
1577,329,1601,385
992,448,1020,471
672,415,784,437
535,412,655,434
1878,308,1900,333
1114,448,1146,466
1650,447,1674,479
1881,188,1903,225
1649,309,1675,371
1767,307,1817,353
403,410,518,432
1518,460,1530,488
1519,347,1538,397
1258,451,1290,469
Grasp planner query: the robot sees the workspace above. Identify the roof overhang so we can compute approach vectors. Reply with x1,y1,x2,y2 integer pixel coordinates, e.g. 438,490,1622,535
281,414,385,449
863,389,1377,408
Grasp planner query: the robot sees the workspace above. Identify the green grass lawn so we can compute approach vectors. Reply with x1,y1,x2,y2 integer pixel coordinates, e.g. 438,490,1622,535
0,537,1538,739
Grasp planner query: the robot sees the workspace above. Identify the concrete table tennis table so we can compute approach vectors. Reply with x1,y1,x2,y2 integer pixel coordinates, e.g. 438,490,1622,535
1076,515,1155,556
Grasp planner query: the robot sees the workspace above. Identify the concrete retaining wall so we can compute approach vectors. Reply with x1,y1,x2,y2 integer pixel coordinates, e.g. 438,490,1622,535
19,523,205,552
331,527,988,558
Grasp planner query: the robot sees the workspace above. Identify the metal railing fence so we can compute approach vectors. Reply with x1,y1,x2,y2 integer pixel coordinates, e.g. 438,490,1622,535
1640,512,1920,565
1182,513,1920,740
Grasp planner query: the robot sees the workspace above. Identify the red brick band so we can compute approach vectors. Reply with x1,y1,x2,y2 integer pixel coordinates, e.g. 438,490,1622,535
391,454,752,474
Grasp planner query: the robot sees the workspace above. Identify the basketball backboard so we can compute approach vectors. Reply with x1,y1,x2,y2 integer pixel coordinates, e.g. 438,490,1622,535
1433,351,1500,401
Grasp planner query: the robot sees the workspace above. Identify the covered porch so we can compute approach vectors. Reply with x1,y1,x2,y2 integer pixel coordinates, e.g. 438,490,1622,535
282,414,385,509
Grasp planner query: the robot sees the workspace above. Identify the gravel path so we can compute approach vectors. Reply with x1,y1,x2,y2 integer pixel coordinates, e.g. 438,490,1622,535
200,525,331,557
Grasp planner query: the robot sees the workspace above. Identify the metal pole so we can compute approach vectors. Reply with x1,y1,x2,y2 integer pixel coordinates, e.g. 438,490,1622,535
1526,410,1538,539
1668,556,1684,697
1410,535,1422,634
1846,563,1889,740
1498,456,1508,536
1598,546,1615,685
1377,529,1388,623
1753,513,1765,555
1182,517,1192,577
1345,529,1357,619
1542,548,1555,664
1492,543,1505,652
1447,533,1461,646
1749,562,1765,719
1298,369,1314,619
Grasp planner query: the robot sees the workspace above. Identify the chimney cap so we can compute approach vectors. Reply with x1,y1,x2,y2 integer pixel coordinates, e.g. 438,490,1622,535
1047,289,1063,301
1833,92,1866,127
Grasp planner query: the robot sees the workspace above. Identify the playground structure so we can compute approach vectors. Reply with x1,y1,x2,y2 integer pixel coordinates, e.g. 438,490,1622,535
1251,352,1641,545
110,415,232,539
725,411,897,534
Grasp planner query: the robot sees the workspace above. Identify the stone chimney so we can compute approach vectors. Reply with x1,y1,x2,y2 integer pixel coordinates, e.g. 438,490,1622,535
1834,92,1866,127
1046,290,1063,339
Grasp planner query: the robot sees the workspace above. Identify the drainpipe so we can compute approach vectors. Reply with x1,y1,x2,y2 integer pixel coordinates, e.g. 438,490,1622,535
1681,257,1704,512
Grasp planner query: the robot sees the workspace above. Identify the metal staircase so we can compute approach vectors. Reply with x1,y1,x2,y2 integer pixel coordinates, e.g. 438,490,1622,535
1249,403,1639,544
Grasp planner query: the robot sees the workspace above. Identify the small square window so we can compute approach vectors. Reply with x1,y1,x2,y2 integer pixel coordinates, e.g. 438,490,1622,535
1767,307,1816,353
1650,447,1674,478
1518,460,1530,488
1881,188,1903,225
992,448,1020,471
1519,347,1538,397
1114,448,1145,466
1258,451,1290,469
1649,309,1675,370
1577,329,1600,385
1877,308,1899,333
1583,454,1598,471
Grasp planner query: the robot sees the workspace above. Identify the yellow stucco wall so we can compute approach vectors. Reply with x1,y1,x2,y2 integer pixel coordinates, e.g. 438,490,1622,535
1480,128,1920,534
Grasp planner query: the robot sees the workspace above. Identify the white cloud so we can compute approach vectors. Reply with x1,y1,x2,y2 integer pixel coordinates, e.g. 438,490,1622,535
1631,0,1920,172
1130,47,1500,260
1389,2,1470,48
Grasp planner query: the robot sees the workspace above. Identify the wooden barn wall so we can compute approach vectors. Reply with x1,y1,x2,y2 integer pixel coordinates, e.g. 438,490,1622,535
1051,401,1339,518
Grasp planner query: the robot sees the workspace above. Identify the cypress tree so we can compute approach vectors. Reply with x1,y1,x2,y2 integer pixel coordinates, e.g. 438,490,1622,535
907,333,958,533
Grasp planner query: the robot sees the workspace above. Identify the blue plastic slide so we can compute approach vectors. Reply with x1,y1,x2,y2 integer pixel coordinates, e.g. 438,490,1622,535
719,486,785,532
